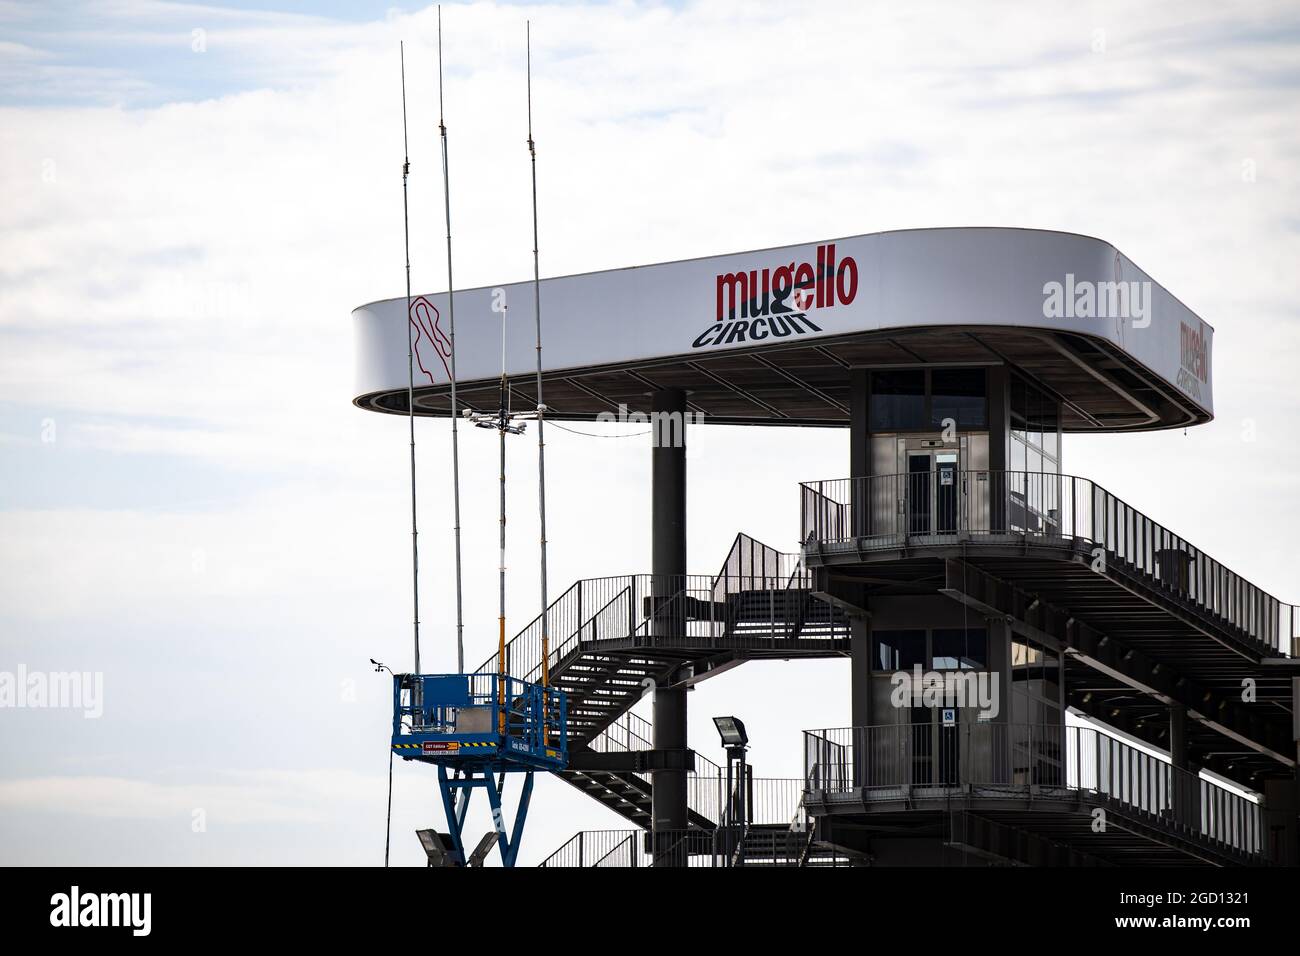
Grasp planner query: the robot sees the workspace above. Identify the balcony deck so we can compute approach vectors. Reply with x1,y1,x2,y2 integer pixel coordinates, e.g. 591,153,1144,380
799,472,1299,789
803,723,1267,867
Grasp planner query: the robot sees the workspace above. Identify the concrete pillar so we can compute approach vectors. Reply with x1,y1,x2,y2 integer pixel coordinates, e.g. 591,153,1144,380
650,389,689,847
1261,678,1299,864
850,616,872,787
1293,676,1300,863
1168,703,1200,828
848,369,872,785
986,366,1010,533
849,368,869,537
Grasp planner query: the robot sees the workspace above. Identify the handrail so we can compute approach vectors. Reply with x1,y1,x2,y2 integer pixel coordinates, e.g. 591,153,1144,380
538,820,837,868
710,532,803,600
538,829,640,868
799,471,1300,656
475,572,850,685
803,722,1263,858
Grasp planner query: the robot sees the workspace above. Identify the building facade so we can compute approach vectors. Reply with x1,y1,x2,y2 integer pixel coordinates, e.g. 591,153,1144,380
355,228,1299,866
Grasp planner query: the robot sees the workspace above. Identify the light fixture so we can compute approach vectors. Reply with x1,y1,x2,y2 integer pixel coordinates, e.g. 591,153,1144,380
713,715,748,748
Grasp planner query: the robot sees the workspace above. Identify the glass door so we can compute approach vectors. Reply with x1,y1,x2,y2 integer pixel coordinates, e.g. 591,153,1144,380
935,452,958,533
907,453,931,535
905,448,961,536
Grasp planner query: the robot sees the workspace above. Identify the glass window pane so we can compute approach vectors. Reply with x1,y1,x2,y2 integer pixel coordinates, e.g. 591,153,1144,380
930,368,987,428
870,370,925,430
1010,375,1027,422
872,629,925,671
1027,445,1043,474
1026,383,1044,444
932,628,987,669
1043,427,1059,460
1011,694,1029,725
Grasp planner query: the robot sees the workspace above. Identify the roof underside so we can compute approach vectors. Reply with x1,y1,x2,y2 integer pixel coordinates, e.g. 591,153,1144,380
357,325,1209,431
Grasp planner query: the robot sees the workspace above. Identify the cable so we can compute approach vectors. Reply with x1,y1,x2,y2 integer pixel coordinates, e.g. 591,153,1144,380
548,421,653,439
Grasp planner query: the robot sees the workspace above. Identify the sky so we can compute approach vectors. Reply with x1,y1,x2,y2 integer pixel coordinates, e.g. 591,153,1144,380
1,0,1298,866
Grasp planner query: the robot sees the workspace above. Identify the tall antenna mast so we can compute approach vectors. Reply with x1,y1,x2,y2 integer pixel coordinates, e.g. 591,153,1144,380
498,301,509,736
400,41,421,675
437,5,466,672
469,293,525,733
526,21,552,692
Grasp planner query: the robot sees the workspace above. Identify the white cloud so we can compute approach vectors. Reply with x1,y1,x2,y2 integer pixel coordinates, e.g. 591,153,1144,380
1,0,1298,864
0,768,378,824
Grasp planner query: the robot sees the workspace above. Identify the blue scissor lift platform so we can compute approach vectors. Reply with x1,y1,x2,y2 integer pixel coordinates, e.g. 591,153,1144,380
392,672,566,866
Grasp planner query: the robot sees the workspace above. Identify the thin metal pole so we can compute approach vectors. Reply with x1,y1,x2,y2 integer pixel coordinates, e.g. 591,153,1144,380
401,42,421,676
384,746,394,867
527,21,551,692
497,312,509,734
437,6,465,672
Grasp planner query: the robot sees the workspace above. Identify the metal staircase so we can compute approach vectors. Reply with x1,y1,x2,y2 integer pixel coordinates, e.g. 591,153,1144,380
473,533,850,837
538,775,856,867
559,711,722,830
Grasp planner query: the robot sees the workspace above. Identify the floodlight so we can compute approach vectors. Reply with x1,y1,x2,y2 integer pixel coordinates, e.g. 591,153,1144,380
713,715,748,748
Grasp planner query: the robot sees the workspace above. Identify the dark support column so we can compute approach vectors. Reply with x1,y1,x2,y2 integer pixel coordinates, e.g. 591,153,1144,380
988,619,1012,782
849,369,869,538
650,389,688,850
986,366,1010,533
1264,676,1300,864
1293,676,1300,863
1169,703,1198,826
848,369,872,785
850,616,872,787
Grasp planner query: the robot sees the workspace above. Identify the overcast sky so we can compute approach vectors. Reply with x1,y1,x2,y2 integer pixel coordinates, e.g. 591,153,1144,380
1,0,1298,866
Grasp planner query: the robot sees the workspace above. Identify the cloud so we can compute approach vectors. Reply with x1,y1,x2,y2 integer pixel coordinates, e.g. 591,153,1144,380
1,0,1299,864
0,768,378,824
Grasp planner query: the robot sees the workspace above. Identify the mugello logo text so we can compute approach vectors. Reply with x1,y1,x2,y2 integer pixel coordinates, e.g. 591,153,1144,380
1176,320,1208,400
693,243,858,348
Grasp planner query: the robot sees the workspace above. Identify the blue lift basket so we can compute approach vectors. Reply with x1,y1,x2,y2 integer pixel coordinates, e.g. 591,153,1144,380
391,672,567,867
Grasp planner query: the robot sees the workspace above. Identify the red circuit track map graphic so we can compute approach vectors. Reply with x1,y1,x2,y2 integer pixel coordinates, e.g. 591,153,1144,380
409,295,452,384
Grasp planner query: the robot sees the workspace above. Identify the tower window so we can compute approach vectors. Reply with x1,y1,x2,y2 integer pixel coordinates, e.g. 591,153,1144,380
872,629,926,671
930,369,987,428
869,370,926,430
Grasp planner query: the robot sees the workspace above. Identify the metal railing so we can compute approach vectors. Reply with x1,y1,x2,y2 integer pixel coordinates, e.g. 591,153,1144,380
538,824,840,868
474,572,848,684
539,830,642,868
711,532,808,601
580,711,806,829
800,471,1300,655
537,829,728,868
687,775,809,830
803,722,1263,857
392,672,566,760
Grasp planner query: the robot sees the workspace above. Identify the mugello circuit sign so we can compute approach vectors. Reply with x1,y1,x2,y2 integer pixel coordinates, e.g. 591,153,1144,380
352,228,1214,419
694,243,859,348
